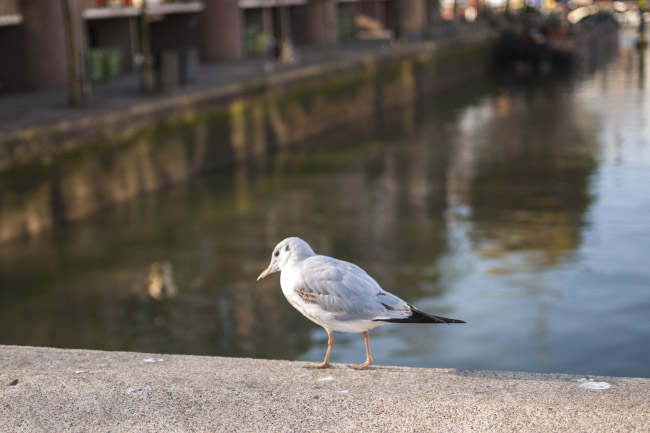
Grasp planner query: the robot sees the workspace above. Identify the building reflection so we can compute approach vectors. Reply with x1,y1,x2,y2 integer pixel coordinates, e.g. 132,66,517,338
453,84,598,272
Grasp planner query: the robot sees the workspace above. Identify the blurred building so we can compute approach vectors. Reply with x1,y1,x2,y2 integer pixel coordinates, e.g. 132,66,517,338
0,0,443,93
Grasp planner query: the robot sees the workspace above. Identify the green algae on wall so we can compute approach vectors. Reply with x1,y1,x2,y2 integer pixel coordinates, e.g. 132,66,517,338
0,37,495,243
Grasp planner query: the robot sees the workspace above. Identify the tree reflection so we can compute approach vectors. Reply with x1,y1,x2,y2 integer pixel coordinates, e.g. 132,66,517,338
449,82,599,273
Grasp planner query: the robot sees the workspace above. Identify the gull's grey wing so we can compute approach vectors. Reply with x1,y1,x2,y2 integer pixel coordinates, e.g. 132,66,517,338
295,255,411,321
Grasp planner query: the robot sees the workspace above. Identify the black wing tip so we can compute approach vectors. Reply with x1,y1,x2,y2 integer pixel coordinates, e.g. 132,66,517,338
408,305,466,324
373,315,466,324
372,304,465,324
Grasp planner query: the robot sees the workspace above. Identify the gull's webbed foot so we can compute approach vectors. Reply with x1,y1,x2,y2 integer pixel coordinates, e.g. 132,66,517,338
304,362,331,369
347,359,373,370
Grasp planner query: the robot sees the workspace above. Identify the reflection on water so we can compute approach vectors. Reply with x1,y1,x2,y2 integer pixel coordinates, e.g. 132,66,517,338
147,261,178,301
1,32,649,377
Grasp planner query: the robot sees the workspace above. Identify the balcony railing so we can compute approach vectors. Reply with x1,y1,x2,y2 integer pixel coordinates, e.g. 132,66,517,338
0,0,21,26
83,0,204,19
239,0,307,8
84,0,201,8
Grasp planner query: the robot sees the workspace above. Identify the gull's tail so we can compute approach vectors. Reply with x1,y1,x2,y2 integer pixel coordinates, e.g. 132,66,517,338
376,305,466,324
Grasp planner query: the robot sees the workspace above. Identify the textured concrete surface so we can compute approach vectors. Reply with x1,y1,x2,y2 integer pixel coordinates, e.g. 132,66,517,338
1,345,649,432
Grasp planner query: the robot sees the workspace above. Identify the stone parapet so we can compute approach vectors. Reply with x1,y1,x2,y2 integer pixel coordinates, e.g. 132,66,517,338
1,345,649,432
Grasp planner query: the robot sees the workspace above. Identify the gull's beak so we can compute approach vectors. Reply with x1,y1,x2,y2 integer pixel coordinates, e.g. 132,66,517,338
257,266,272,281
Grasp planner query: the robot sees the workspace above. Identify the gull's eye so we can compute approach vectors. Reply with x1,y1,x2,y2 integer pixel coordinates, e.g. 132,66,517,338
274,250,280,257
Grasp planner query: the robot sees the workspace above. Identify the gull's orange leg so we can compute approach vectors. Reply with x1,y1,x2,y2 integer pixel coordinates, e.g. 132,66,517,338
305,331,333,369
348,330,374,370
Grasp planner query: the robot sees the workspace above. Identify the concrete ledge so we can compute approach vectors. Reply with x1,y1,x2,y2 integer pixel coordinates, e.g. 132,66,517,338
1,345,648,432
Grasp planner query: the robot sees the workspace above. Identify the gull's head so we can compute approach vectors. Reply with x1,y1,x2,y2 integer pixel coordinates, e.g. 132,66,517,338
257,237,315,281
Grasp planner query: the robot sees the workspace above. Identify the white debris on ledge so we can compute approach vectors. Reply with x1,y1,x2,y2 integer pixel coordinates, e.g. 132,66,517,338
143,358,164,363
576,378,611,390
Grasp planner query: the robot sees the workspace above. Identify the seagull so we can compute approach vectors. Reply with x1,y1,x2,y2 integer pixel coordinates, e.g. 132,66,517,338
257,237,465,370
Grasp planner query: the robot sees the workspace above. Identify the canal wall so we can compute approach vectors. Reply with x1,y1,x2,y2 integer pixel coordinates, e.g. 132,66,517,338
1,345,649,432
0,30,496,243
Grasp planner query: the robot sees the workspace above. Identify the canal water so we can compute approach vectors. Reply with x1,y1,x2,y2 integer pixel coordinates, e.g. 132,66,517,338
1,31,649,378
